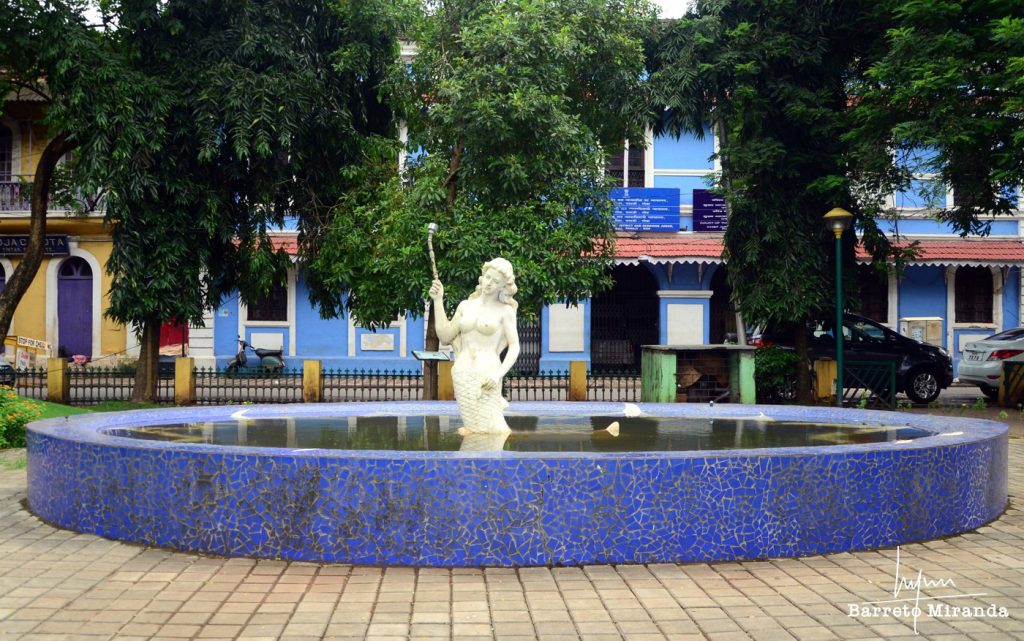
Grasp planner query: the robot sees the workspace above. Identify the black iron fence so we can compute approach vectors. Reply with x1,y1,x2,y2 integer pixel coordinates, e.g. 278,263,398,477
505,370,570,401
322,369,423,402
842,360,898,409
14,363,643,405
587,370,641,402
194,367,303,405
65,367,175,405
15,367,48,401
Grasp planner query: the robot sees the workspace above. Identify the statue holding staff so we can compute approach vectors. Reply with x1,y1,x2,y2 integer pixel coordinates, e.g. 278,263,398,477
429,257,521,434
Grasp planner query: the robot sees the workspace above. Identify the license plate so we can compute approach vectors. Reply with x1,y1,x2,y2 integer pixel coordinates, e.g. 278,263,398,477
964,351,984,361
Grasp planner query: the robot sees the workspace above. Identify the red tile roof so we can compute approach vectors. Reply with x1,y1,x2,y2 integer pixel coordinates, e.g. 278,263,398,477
269,232,1024,266
855,239,1024,265
613,236,725,262
269,235,299,255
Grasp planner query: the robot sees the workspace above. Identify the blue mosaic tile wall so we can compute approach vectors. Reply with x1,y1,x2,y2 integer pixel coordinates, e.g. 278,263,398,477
26,403,1007,566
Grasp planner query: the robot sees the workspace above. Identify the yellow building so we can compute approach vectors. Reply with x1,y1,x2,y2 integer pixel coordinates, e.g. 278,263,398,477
1,94,132,365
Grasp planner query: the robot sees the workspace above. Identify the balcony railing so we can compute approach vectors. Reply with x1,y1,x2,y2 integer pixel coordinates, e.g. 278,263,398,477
0,176,104,212
0,179,31,212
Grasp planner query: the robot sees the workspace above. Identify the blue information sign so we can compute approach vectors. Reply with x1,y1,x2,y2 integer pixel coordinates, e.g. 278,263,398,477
610,188,681,232
693,189,728,232
0,235,70,256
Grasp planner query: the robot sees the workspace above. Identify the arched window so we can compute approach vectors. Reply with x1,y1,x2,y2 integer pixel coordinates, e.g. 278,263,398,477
955,266,993,324
0,123,12,181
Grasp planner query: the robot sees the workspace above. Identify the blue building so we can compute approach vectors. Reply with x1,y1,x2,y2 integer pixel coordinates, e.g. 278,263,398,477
188,128,1024,379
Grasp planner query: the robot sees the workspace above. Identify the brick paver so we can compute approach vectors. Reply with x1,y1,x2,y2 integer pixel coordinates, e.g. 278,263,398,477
1,441,1023,640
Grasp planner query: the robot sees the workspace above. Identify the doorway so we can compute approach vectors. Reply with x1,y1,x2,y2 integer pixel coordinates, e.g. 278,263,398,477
57,257,93,358
590,264,659,372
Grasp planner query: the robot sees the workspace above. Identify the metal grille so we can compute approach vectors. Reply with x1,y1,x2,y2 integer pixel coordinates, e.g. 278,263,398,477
67,367,174,405
516,319,541,374
677,351,731,403
322,369,423,402
587,370,641,402
842,360,897,409
194,367,302,404
590,266,659,373
15,367,48,401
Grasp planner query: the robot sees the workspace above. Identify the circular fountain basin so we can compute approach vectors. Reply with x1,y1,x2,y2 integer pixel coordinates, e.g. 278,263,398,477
27,402,1007,566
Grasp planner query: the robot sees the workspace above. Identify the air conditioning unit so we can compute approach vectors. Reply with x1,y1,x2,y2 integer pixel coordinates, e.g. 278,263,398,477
899,317,943,346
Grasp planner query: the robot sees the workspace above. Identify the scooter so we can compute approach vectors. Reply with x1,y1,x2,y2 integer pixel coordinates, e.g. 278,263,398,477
225,338,285,377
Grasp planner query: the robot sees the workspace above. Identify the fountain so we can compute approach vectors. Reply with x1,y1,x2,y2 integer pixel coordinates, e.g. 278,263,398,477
24,258,1008,566
26,401,1006,566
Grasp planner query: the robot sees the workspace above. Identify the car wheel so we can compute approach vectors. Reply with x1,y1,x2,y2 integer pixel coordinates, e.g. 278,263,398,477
905,368,941,404
981,385,1000,401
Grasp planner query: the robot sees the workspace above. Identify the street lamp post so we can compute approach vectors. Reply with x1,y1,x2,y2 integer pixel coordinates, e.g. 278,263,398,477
823,207,853,407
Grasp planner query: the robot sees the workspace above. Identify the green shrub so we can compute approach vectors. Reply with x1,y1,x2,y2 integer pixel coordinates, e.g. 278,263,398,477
754,345,801,404
0,386,41,449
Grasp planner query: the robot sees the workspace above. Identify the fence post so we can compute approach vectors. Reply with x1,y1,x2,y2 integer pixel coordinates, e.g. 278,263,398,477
438,361,455,401
569,361,587,401
641,348,676,403
813,359,837,404
174,357,196,405
47,357,69,404
303,360,322,402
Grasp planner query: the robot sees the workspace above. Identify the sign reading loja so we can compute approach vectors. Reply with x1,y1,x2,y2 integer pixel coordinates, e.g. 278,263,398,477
0,235,70,256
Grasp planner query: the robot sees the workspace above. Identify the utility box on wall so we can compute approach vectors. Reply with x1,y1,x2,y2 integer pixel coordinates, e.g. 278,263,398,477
899,317,943,346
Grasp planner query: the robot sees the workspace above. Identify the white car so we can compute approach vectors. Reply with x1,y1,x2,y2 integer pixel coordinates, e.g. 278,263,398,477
959,327,1024,399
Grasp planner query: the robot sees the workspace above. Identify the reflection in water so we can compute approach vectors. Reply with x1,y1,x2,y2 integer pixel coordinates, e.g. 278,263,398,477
108,415,931,453
458,429,510,452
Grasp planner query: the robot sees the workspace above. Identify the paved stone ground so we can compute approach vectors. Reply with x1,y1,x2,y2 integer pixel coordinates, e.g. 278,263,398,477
1,442,1023,641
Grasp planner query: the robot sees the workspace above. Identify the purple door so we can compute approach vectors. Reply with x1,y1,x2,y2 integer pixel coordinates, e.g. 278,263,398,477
57,257,92,358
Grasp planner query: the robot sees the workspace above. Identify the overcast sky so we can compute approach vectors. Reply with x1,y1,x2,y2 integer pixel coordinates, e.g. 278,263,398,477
654,0,692,19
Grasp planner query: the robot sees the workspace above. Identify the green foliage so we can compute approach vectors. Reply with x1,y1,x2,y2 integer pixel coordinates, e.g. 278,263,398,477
0,387,41,449
753,346,801,404
648,0,880,330
301,0,656,325
78,0,402,332
846,0,1024,236
972,396,988,411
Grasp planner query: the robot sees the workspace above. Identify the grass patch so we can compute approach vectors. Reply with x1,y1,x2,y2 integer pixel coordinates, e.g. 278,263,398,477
34,400,164,420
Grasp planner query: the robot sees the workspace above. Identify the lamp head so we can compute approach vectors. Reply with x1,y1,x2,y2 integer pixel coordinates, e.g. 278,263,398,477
428,222,438,236
823,207,853,238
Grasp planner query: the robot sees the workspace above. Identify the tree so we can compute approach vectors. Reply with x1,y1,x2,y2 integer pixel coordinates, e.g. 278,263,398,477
79,0,400,400
300,0,656,398
648,0,884,402
0,0,162,354
846,0,1024,236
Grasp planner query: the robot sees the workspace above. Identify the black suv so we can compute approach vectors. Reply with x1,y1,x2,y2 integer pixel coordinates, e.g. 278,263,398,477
757,313,954,404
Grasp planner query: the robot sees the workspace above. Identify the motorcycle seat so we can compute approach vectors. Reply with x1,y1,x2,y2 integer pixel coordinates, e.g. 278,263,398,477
253,347,283,359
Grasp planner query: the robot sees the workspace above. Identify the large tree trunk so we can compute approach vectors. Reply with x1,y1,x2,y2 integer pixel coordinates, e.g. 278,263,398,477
131,316,161,402
0,133,75,342
423,313,439,400
793,322,813,405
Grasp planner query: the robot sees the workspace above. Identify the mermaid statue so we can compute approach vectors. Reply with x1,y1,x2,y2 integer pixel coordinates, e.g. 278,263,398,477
429,258,520,434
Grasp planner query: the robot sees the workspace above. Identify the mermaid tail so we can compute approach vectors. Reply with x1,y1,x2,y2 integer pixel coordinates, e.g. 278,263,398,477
452,366,510,434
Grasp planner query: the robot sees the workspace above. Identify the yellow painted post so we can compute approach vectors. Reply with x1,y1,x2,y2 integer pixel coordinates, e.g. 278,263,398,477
438,361,455,401
174,357,196,405
47,357,69,404
814,359,838,403
569,361,587,401
1001,361,1024,407
303,360,322,403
